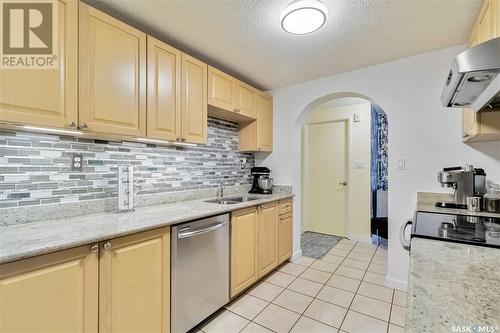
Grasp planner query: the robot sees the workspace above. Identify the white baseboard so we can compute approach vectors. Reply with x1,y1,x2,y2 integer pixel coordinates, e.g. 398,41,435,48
291,249,303,262
386,275,408,291
348,234,372,244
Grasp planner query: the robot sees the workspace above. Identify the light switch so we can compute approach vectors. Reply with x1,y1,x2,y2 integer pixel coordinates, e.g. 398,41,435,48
353,113,361,123
353,161,365,169
396,158,406,170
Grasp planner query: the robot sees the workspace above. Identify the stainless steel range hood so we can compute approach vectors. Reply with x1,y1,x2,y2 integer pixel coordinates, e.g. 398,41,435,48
441,37,500,112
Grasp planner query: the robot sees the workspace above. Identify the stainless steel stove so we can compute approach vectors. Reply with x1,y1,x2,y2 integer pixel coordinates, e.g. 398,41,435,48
414,211,500,247
401,211,500,250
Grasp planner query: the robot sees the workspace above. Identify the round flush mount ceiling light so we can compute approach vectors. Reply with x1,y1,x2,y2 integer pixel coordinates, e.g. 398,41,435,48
280,0,328,35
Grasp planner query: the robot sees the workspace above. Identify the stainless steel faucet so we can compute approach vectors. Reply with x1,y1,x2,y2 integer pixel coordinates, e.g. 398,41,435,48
216,183,225,198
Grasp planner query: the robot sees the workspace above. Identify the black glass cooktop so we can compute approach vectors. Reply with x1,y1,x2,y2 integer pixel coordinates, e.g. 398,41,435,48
412,211,500,248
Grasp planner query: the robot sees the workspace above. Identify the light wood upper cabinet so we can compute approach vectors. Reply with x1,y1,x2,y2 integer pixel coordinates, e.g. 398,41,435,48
181,53,207,144
99,227,170,333
0,0,78,129
236,82,257,118
0,244,98,333
79,2,147,137
239,93,273,152
208,66,237,112
257,94,273,151
258,202,278,278
230,207,259,298
147,36,181,142
464,0,500,142
207,66,257,121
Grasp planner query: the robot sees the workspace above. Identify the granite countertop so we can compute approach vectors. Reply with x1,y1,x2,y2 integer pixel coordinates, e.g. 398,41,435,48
0,193,293,264
406,238,500,332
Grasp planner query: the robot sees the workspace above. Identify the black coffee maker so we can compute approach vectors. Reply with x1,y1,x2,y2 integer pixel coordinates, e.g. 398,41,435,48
249,167,272,194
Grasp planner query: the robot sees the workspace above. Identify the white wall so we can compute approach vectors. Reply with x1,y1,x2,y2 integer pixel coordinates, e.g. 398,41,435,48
304,101,372,241
256,45,500,290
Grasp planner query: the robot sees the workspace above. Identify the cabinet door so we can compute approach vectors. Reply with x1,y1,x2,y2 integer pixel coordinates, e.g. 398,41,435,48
462,108,479,141
0,245,98,332
236,82,257,119
257,94,273,151
79,2,146,137
181,53,207,144
258,202,278,277
230,207,259,298
477,1,494,44
147,36,181,141
0,0,77,129
99,227,170,333
278,212,293,264
208,66,237,112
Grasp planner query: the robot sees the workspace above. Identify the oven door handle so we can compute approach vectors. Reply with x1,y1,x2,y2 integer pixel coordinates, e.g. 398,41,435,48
400,220,412,251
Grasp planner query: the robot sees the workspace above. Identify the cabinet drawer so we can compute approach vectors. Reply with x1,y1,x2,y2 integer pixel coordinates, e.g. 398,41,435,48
278,199,293,215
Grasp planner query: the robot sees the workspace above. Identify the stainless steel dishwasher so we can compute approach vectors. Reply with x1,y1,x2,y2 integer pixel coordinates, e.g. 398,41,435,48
171,213,230,333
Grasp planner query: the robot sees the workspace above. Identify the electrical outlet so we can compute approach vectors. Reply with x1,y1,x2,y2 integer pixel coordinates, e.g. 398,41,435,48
71,153,83,172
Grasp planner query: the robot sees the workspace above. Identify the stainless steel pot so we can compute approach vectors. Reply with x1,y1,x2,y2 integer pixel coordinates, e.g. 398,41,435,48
258,177,273,192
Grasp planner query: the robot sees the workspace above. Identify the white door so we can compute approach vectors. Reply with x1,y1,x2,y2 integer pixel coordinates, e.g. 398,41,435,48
305,121,348,236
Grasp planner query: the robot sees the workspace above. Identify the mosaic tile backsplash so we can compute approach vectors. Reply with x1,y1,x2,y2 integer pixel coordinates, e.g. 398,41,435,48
0,117,255,208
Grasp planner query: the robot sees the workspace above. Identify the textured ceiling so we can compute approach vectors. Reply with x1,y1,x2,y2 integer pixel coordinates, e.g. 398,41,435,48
93,0,482,90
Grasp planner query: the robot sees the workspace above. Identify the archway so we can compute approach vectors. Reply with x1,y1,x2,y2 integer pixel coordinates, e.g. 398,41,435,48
292,92,389,257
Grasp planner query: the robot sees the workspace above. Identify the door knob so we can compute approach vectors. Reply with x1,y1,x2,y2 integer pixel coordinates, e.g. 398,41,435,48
103,242,112,250
90,244,99,252
80,123,89,129
69,121,77,128
182,138,187,142
339,181,348,186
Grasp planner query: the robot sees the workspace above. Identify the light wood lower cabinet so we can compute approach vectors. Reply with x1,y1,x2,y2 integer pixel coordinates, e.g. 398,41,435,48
230,207,260,298
79,2,147,137
0,244,98,333
258,202,278,278
230,200,291,297
100,227,170,333
0,227,170,333
278,199,293,264
0,0,78,129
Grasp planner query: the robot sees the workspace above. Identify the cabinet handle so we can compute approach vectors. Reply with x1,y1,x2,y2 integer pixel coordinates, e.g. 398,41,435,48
463,134,469,138
80,123,89,130
69,121,77,128
176,137,180,142
103,242,112,250
90,244,99,252
182,138,187,142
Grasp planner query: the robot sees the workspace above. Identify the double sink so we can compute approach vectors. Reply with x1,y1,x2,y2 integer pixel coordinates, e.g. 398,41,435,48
205,196,261,205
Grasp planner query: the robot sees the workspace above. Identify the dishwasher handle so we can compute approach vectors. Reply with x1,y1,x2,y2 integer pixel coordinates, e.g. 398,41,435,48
178,221,228,239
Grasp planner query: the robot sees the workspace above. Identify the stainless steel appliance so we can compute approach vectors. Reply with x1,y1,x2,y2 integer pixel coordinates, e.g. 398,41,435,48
441,36,500,112
436,165,486,209
466,196,482,212
249,167,273,194
484,184,500,213
171,214,229,333
400,211,500,250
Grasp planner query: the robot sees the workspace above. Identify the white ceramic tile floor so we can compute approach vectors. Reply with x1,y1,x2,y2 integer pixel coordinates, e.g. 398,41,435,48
199,240,405,333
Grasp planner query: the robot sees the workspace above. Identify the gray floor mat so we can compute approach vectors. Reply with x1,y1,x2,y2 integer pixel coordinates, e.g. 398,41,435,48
301,231,342,259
